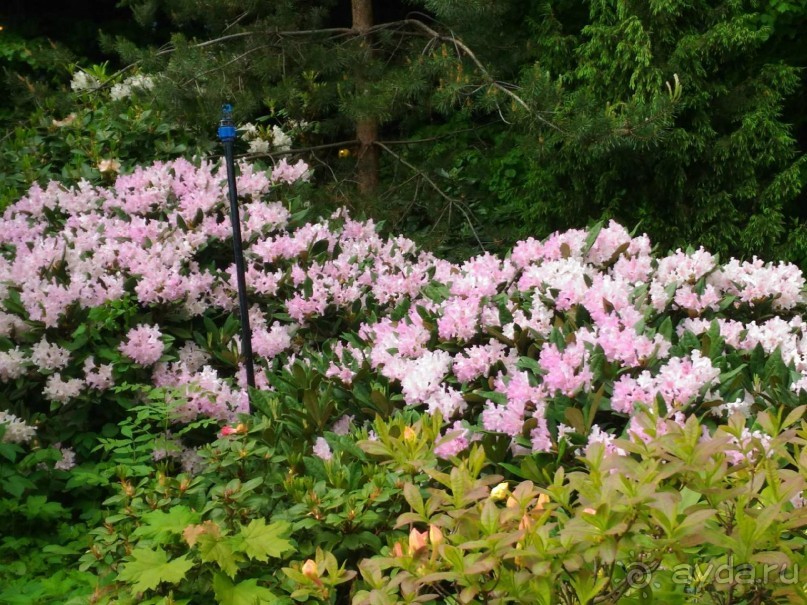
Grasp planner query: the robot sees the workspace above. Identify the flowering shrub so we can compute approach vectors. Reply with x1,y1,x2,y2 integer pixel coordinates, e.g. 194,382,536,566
3,156,807,601
2,158,807,469
0,63,208,210
355,409,807,605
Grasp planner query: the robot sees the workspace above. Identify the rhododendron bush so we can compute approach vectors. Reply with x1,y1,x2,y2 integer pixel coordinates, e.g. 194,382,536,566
2,158,807,464
6,159,807,604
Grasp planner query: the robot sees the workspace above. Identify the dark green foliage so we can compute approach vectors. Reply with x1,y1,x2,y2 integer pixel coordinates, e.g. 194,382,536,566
3,0,807,258
434,0,806,262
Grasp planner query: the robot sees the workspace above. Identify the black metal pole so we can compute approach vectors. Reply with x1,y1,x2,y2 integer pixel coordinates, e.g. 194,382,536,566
218,104,256,390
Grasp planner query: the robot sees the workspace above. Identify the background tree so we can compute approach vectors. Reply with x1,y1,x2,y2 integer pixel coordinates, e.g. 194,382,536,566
481,0,807,263
1,0,806,263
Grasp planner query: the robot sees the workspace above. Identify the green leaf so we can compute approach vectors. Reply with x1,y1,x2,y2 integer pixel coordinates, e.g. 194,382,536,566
402,483,425,516
198,532,241,578
657,316,673,342
212,574,278,605
564,407,585,434
516,356,540,373
133,506,201,544
582,220,604,255
238,518,293,562
118,547,194,594
480,498,499,535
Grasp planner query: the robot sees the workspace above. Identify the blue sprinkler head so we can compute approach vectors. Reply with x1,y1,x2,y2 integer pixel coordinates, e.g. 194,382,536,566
218,103,237,142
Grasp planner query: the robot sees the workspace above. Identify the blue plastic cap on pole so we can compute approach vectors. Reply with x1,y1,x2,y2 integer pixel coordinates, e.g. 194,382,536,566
218,103,237,142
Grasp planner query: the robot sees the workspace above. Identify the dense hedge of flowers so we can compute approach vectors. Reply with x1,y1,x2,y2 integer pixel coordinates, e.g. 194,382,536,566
2,158,807,467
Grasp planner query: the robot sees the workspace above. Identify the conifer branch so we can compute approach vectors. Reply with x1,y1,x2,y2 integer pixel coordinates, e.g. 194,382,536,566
378,122,496,146
394,19,565,133
103,18,565,132
223,11,251,34
183,46,270,86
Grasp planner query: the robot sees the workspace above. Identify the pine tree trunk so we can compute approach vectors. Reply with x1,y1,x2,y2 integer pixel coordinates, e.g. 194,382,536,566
352,0,379,195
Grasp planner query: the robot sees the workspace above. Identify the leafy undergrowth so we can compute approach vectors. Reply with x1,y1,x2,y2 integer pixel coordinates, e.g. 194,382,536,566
2,158,807,602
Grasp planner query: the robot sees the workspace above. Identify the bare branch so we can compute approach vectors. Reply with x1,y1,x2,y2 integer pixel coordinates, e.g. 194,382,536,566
378,122,496,146
232,140,359,160
223,11,251,34
376,141,485,251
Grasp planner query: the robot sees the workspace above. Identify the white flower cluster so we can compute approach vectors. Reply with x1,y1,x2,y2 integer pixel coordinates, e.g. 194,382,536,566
240,123,293,154
53,443,76,471
0,411,36,444
70,70,100,93
110,74,155,101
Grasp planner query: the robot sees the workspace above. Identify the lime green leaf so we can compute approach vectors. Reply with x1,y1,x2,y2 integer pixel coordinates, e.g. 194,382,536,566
198,533,241,578
239,519,293,562
212,574,278,605
133,506,202,543
118,547,194,594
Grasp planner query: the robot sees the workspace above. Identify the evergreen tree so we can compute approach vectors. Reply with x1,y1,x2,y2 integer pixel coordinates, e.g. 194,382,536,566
483,0,807,261
5,0,806,262
106,1,535,198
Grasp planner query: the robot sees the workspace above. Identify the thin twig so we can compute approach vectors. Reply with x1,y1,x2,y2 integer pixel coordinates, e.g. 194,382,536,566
232,140,358,160
223,11,250,34
381,173,420,200
182,45,269,86
378,122,496,146
375,141,484,250
391,175,421,229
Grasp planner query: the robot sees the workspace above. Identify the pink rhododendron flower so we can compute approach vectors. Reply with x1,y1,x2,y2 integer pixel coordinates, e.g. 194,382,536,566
313,437,333,461
399,350,452,405
539,342,593,397
252,322,294,359
437,296,481,341
53,443,76,471
434,421,470,459
83,357,114,390
119,324,165,366
585,425,626,457
0,411,36,444
0,348,26,381
271,158,310,184
586,220,632,266
331,415,354,436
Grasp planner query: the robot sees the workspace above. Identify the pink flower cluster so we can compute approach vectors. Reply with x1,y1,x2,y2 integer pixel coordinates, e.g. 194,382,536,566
0,158,305,420
119,325,165,366
2,159,806,459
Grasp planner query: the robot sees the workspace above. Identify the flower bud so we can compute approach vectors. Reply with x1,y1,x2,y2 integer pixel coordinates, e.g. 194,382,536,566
408,527,428,555
490,482,509,501
97,159,121,174
428,524,444,548
302,559,321,584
